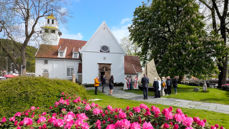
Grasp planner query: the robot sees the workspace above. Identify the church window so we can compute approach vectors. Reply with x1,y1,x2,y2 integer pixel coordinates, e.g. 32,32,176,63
45,29,49,33
47,19,50,24
44,60,48,64
51,30,55,33
59,52,63,57
67,67,74,76
73,52,79,58
100,45,110,53
52,20,54,24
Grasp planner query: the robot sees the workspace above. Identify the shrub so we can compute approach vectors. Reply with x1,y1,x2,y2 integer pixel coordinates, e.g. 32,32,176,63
222,84,229,91
0,93,224,129
0,77,88,117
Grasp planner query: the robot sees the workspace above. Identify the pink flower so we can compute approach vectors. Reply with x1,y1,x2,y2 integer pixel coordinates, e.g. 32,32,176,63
215,124,219,128
115,119,131,129
211,126,217,129
142,122,154,129
163,123,170,129
64,120,74,129
91,103,96,107
182,117,193,127
9,117,15,122
30,106,36,111
173,124,179,129
1,117,6,123
37,116,46,124
76,113,88,121
42,112,47,116
95,120,101,129
53,119,64,127
64,112,75,122
133,107,141,113
107,105,113,111
85,104,91,111
93,108,101,116
151,106,160,117
106,124,115,129
75,119,89,129
130,122,141,129
118,112,127,119
185,127,193,129
168,106,173,112
176,108,183,114
140,104,148,110
22,117,33,126
174,113,184,123
197,120,205,127
126,106,130,111
73,97,81,103
17,127,21,129
14,112,22,117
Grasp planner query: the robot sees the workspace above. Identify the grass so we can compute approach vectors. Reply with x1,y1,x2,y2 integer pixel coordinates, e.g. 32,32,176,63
0,77,88,117
87,90,229,128
125,84,229,105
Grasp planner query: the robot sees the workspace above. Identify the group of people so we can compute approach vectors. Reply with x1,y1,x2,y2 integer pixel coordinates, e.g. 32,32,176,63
141,74,178,99
123,76,138,90
94,75,114,95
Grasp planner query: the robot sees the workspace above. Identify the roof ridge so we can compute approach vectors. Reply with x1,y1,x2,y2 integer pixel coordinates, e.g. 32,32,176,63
60,38,87,42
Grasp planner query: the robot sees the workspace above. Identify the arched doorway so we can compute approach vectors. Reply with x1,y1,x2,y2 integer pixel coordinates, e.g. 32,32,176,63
42,69,49,78
98,63,111,83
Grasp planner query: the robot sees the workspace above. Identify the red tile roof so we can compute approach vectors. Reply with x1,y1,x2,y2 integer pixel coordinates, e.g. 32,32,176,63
124,56,142,74
36,38,87,59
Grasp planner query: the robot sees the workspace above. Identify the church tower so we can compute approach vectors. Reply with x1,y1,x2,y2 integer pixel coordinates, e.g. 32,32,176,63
40,14,61,45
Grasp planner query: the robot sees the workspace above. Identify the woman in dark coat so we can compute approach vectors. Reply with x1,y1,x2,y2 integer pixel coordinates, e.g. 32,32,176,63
109,75,114,95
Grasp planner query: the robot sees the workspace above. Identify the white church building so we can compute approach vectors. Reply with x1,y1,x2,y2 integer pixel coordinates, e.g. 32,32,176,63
35,14,142,84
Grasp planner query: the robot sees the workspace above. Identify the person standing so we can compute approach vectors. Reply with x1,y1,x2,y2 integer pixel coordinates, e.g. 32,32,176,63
173,77,178,94
94,76,100,95
161,77,166,96
153,77,159,98
134,75,138,89
158,77,161,98
123,77,128,90
101,75,106,93
166,76,172,95
109,75,114,95
141,74,149,99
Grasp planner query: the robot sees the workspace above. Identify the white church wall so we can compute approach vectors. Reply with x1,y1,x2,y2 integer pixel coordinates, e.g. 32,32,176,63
81,52,125,84
35,58,80,80
81,22,125,84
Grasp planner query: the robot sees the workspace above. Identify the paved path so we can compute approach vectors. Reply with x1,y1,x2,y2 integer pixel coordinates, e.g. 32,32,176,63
87,86,229,114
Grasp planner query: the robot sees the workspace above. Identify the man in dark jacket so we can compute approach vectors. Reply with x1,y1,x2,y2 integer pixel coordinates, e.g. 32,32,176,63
153,77,159,98
172,77,178,94
166,76,172,95
141,74,149,99
101,75,106,93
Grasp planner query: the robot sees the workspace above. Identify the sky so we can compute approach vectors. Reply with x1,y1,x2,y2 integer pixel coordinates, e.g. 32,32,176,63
59,0,147,42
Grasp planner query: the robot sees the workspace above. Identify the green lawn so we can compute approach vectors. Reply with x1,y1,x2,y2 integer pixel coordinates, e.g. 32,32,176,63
87,90,229,128
125,84,229,105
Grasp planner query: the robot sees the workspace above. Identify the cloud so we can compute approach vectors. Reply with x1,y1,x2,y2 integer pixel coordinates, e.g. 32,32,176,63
61,33,83,40
121,18,131,25
111,18,131,43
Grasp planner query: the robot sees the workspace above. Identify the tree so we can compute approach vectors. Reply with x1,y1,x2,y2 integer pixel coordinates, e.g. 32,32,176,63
0,0,66,75
129,0,227,79
120,37,139,56
199,0,229,87
0,39,37,73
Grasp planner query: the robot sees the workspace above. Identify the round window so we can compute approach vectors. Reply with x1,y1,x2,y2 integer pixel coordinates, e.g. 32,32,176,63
100,45,110,53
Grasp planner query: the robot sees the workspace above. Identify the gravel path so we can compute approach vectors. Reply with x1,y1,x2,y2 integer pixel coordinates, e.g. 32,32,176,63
87,86,229,114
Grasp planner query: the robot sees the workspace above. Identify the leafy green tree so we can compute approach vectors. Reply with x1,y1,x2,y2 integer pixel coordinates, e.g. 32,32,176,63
0,39,37,73
129,0,227,79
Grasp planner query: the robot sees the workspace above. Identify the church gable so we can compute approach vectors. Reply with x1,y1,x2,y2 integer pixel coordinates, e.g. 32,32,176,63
81,22,125,54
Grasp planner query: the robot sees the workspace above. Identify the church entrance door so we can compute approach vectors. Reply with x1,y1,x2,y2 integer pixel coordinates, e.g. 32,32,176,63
98,63,111,83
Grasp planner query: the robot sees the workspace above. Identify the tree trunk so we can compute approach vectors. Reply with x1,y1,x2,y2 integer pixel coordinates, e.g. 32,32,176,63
218,57,227,88
21,47,26,75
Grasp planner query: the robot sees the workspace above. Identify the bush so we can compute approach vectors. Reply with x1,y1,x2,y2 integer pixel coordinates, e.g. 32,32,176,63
222,84,229,91
0,77,88,117
0,93,224,129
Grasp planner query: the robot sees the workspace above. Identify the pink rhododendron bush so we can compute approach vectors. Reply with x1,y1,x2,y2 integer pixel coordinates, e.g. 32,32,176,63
0,93,224,129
